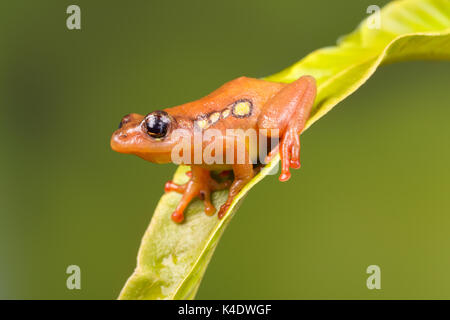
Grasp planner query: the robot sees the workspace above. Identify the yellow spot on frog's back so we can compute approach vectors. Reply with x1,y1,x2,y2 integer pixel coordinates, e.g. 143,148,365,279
221,109,230,119
232,100,252,118
195,118,209,130
209,112,220,125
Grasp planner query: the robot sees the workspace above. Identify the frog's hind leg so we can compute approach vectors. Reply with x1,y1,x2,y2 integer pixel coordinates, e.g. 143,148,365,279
258,75,316,182
165,166,231,223
217,163,254,219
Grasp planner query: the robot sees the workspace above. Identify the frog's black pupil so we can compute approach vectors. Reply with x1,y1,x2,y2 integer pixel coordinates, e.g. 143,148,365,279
145,111,170,138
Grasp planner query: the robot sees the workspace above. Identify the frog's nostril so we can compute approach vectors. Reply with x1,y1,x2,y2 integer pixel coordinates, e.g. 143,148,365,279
113,130,127,139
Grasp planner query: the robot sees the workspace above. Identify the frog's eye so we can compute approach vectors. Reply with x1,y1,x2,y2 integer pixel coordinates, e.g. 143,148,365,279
143,110,171,139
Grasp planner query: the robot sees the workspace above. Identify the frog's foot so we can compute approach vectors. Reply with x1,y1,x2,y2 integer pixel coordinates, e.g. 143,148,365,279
278,127,301,182
165,167,231,223
263,127,301,181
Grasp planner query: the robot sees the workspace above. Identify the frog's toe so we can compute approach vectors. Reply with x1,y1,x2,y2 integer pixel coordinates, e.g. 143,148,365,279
290,159,301,169
164,180,188,193
199,190,216,216
265,144,279,163
217,203,231,219
204,200,216,216
171,211,185,223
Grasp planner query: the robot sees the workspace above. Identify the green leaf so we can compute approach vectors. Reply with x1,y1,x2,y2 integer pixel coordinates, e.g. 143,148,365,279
119,0,450,300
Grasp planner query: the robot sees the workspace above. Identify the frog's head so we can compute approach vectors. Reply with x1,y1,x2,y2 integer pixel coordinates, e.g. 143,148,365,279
111,111,183,163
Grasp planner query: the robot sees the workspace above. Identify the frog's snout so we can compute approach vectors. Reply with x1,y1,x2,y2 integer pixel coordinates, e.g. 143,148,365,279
110,129,129,154
110,113,144,154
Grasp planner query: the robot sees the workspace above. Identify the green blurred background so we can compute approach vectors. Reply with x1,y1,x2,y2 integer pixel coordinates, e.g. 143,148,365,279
1,0,450,299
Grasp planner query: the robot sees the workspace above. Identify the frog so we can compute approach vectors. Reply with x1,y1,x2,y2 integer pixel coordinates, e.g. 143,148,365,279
111,75,316,223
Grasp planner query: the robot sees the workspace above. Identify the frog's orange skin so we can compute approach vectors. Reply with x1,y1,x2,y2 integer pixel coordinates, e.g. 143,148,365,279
111,76,316,223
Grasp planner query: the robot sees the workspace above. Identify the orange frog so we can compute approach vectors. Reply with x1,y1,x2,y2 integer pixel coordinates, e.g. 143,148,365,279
111,76,316,223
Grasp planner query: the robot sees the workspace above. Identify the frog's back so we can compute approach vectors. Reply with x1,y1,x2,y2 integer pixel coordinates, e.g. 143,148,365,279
165,77,285,132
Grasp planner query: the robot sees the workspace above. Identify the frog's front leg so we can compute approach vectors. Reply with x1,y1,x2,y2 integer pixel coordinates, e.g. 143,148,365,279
258,75,316,181
165,166,231,223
